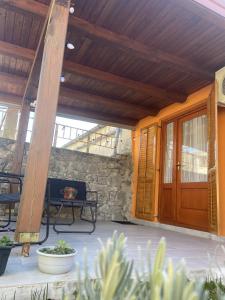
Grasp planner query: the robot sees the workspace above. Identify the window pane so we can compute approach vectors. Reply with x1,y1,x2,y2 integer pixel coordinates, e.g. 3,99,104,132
181,114,208,183
164,122,174,183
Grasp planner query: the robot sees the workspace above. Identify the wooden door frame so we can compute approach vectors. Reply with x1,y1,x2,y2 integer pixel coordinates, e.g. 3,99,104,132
159,103,207,226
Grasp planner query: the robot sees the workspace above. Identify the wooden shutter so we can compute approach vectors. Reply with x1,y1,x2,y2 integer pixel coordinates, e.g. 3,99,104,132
207,84,218,233
136,124,158,220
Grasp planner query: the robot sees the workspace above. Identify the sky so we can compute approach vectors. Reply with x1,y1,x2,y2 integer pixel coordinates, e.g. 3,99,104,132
0,105,98,147
26,111,97,145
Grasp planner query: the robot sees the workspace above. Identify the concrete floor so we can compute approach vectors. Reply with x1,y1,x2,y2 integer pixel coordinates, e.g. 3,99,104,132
0,221,225,299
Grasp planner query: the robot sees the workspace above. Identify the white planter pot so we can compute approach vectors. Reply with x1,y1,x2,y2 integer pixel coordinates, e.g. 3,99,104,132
37,247,76,274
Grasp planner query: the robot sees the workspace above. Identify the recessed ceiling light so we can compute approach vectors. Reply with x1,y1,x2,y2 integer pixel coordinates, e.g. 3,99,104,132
60,75,65,83
66,42,75,50
30,100,37,108
69,7,75,14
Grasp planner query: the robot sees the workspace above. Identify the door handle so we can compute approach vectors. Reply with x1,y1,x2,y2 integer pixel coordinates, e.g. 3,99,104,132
176,162,182,171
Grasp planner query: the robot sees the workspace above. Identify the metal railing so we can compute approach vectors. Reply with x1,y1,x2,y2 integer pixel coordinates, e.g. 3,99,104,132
0,107,7,136
27,121,117,150
0,108,128,156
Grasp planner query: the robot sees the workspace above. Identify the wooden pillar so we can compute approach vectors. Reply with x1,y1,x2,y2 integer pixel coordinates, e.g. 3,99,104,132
2,107,19,140
12,100,30,174
15,0,71,243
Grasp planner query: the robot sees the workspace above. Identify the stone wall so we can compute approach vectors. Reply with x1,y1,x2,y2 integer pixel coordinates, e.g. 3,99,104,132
0,138,133,221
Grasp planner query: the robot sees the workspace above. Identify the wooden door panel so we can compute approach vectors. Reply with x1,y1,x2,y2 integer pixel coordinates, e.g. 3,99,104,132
160,106,209,232
179,188,208,211
177,209,208,230
177,187,208,230
160,187,175,221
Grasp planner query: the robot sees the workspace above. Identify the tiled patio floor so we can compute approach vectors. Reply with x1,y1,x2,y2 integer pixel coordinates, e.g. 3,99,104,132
0,221,225,298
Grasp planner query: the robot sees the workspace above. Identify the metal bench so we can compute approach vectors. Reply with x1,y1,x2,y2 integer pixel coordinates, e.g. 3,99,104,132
0,171,49,245
46,178,98,234
0,172,22,232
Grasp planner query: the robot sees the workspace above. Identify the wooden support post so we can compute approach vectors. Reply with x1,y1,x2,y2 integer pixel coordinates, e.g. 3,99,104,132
15,0,71,244
11,4,50,178
12,100,30,175
2,107,19,140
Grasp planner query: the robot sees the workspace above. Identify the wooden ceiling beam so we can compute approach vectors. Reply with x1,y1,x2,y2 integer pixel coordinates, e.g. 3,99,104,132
0,40,34,61
0,41,186,102
57,104,138,127
0,92,137,127
69,17,212,79
60,87,157,116
0,71,27,89
63,61,185,102
0,92,22,106
1,0,212,79
0,71,156,116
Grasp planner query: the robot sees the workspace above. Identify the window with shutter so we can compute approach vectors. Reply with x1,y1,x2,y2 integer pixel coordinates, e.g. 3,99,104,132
136,124,158,220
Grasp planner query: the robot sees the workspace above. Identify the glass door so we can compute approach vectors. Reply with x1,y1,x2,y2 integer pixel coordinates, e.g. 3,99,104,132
160,108,209,231
176,109,208,230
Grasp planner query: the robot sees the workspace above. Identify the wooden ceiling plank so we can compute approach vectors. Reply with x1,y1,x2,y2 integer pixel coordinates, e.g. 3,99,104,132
0,92,137,127
70,16,212,79
0,41,187,102
0,40,34,60
173,0,225,30
0,71,157,116
0,91,21,106
63,60,186,102
58,104,138,127
60,87,157,116
0,71,26,88
1,0,213,79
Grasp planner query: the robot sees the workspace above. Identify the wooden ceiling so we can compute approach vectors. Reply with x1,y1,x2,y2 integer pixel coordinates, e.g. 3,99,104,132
0,0,225,126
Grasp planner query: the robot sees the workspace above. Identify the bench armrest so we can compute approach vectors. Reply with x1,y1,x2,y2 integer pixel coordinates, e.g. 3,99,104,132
0,172,23,194
86,191,98,202
0,172,24,178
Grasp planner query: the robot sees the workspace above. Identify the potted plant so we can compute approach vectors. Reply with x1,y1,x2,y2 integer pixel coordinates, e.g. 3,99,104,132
37,240,76,274
0,235,13,276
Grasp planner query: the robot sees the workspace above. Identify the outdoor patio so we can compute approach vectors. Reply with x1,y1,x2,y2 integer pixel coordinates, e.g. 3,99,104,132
0,222,224,298
2,0,225,298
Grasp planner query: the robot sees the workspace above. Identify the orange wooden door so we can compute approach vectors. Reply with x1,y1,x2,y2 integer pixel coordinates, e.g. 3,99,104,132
160,108,209,231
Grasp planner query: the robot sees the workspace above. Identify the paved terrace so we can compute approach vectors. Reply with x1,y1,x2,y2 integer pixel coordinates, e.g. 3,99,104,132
0,222,224,299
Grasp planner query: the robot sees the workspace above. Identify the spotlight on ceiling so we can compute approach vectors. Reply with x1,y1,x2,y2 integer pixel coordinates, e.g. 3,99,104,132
66,42,75,50
69,6,75,14
30,100,37,108
60,75,65,83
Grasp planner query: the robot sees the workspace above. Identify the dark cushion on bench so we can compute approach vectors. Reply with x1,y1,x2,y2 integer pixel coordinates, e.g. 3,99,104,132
47,178,87,201
0,192,20,204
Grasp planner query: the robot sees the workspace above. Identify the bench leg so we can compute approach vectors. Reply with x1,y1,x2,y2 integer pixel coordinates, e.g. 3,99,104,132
42,204,76,226
53,205,96,234
0,204,16,232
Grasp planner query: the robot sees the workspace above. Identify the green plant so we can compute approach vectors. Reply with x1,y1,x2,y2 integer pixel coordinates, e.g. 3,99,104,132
73,232,210,300
204,279,225,300
2,233,225,300
0,235,13,247
39,240,74,255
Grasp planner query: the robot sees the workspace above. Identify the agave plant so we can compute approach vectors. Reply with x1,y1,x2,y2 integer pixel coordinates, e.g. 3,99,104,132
73,232,209,300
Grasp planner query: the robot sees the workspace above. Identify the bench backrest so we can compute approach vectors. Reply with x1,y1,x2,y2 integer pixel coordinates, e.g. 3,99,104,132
47,178,87,201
